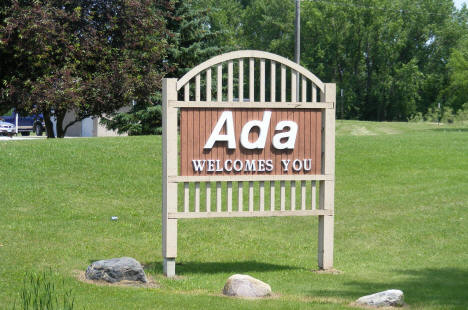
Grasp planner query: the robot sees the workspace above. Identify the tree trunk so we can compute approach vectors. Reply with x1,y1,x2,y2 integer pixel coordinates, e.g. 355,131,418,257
43,110,55,138
365,42,373,120
56,112,66,138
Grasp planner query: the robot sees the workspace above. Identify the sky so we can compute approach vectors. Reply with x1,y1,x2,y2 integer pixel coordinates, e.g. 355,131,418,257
454,0,468,9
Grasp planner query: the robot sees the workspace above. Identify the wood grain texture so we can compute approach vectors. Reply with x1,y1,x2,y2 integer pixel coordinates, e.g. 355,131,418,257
180,108,322,176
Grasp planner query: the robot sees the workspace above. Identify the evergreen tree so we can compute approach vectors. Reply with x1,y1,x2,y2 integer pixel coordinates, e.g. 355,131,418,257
104,0,222,135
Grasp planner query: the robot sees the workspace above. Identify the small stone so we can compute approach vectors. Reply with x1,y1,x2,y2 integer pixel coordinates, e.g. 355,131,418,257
355,289,404,307
223,274,271,298
85,257,147,283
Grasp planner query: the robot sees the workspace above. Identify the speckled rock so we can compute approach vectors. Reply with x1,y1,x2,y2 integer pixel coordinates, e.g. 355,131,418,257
85,257,147,283
356,289,404,307
223,274,271,298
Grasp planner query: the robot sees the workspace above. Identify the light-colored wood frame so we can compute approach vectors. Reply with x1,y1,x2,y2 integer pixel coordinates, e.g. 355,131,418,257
168,174,333,183
162,50,335,277
162,78,178,277
176,50,325,92
169,101,333,109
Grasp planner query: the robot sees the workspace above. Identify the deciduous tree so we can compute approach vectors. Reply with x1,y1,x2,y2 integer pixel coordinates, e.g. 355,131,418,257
0,0,169,137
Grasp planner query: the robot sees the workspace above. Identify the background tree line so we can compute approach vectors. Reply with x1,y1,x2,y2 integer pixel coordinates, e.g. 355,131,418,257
200,0,468,121
1,0,468,137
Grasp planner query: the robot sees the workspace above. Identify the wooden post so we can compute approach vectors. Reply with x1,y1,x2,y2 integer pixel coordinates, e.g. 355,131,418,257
318,83,335,270
162,78,178,277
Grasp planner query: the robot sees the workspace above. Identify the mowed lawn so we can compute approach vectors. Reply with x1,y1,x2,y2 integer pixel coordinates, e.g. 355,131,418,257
0,121,467,309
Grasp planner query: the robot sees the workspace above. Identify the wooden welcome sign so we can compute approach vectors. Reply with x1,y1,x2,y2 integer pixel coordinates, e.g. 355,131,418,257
162,50,335,277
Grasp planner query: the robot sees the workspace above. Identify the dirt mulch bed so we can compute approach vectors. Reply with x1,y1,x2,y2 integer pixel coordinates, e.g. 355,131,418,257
74,270,160,289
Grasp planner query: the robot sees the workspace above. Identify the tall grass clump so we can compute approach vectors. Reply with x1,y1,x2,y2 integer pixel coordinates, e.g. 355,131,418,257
11,270,75,310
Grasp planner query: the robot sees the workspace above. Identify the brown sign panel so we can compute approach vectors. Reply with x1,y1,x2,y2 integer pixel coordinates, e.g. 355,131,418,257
180,108,322,176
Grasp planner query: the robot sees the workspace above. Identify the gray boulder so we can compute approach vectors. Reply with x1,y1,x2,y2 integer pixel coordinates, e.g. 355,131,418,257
355,289,404,307
85,257,147,283
223,274,271,298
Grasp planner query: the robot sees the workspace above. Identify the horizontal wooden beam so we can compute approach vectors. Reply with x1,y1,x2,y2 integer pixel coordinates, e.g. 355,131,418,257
168,101,334,109
169,209,333,219
168,174,333,183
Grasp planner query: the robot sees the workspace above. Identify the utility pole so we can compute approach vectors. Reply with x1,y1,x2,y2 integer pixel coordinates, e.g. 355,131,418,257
295,0,300,100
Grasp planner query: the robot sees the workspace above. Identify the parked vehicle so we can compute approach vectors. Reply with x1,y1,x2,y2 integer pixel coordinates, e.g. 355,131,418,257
0,109,45,136
0,121,15,137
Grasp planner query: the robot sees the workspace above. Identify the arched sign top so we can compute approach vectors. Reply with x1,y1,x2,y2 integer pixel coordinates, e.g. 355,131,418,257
176,50,325,93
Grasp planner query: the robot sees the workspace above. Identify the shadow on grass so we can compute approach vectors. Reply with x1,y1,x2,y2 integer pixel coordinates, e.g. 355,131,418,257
431,127,468,132
144,260,300,275
308,268,468,308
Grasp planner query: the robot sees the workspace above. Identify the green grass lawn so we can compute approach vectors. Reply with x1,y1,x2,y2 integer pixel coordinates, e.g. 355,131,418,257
0,121,467,309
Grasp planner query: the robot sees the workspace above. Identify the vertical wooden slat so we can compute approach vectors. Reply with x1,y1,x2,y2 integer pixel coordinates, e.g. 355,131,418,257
249,181,254,211
302,77,307,103
217,64,222,102
280,180,285,211
259,181,265,211
301,181,306,210
281,65,286,102
270,181,275,210
291,71,297,102
249,58,254,102
184,182,189,213
206,182,211,212
238,181,243,211
228,60,233,102
260,59,265,102
227,181,233,212
206,69,212,102
195,182,200,212
290,181,296,210
194,109,200,175
195,74,201,101
270,61,276,102
216,182,222,212
185,110,193,177
180,108,187,177
238,59,244,102
184,83,189,102
311,181,316,210
312,85,317,103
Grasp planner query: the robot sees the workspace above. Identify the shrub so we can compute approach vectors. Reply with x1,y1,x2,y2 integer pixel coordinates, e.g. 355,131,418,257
424,107,441,122
408,112,424,122
441,107,455,124
455,103,468,122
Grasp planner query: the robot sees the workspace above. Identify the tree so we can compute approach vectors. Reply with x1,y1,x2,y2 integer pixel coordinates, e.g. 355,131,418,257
444,35,468,112
195,0,245,50
298,0,465,121
242,0,294,58
103,0,223,135
212,0,466,121
0,0,169,137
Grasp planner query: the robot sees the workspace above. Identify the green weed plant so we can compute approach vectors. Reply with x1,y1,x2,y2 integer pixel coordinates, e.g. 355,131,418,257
11,271,74,310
